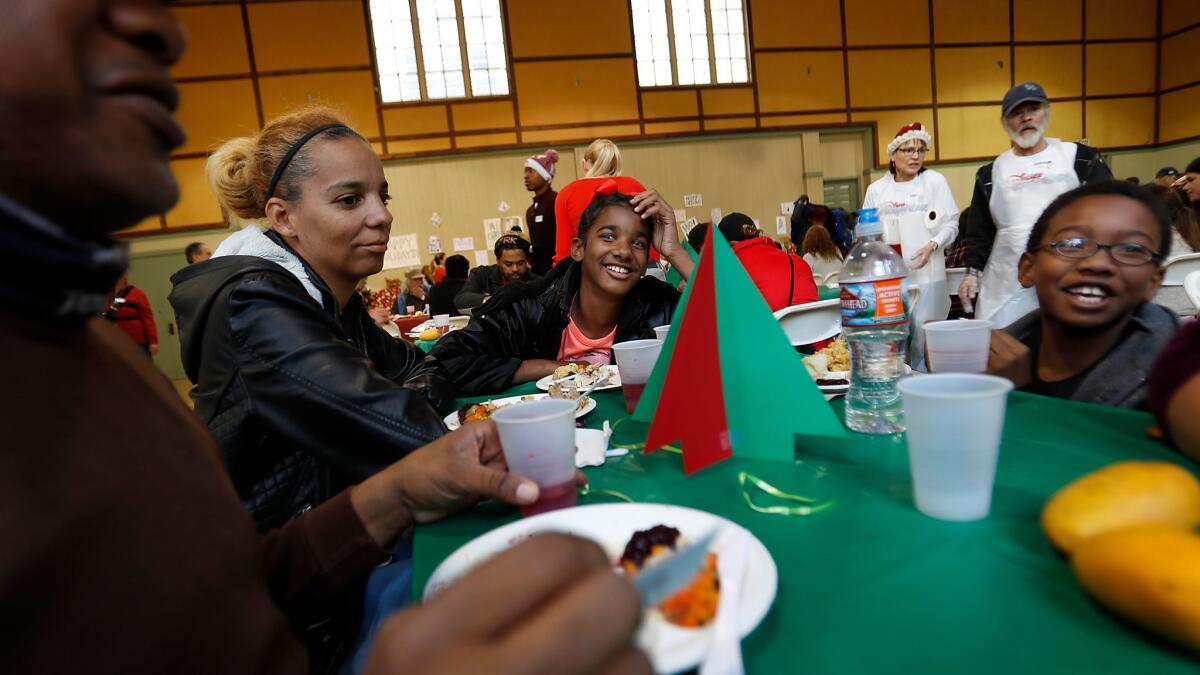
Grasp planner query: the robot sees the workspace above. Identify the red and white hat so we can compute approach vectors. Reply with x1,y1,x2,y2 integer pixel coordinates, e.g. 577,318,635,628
886,122,933,156
524,148,559,182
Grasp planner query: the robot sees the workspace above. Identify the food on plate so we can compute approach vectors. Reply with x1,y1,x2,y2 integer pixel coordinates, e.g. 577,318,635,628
418,327,441,341
455,393,591,425
618,525,719,628
553,362,607,381
1071,525,1200,653
802,338,849,380
1041,461,1200,553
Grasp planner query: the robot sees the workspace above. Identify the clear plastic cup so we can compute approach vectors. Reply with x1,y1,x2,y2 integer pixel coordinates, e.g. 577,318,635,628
491,398,578,517
433,313,450,335
899,374,1013,521
654,325,671,341
406,305,416,315
611,339,663,413
924,319,993,373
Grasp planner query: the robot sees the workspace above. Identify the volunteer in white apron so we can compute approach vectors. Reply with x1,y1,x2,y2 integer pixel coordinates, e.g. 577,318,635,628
958,82,1112,328
862,122,959,370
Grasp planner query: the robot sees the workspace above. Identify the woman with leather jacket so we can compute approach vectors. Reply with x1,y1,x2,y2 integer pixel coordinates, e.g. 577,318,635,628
429,181,694,396
169,109,452,531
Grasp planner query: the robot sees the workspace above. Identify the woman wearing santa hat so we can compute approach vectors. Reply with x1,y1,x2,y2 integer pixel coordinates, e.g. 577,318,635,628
862,122,960,370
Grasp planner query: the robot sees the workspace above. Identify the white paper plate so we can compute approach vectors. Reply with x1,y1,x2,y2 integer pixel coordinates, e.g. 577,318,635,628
444,393,597,430
535,364,623,392
423,503,777,674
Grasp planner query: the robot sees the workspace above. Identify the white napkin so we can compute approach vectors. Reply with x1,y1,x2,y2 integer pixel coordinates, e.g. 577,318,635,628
700,530,748,675
574,421,613,468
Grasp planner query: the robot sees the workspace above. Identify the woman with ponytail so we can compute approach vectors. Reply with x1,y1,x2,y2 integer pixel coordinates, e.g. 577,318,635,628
169,108,451,531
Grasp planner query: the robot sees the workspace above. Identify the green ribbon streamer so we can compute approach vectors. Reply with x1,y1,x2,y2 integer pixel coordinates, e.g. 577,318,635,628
739,471,835,516
608,418,682,454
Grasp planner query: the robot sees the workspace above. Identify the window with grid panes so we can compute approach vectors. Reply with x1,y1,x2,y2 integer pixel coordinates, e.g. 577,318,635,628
369,0,509,103
630,0,749,87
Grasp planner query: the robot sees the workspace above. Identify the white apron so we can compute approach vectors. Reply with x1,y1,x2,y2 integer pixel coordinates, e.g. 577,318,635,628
976,139,1080,328
863,170,960,370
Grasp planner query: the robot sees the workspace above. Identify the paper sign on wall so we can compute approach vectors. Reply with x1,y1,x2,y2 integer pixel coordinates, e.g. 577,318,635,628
431,212,443,227
681,217,699,235
674,209,686,224
427,235,442,254
474,250,490,267
498,201,510,213
453,237,475,252
382,233,420,270
781,202,795,216
776,216,788,235
483,218,502,248
710,208,722,224
503,216,524,236
683,193,703,208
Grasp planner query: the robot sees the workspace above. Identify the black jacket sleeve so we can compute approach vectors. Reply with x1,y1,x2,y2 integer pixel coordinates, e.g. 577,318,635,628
1075,144,1113,183
455,267,492,310
227,276,447,479
353,310,457,415
428,300,541,397
962,163,998,272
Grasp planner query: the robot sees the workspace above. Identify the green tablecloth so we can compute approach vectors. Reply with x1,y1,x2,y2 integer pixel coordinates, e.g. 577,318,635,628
413,387,1196,673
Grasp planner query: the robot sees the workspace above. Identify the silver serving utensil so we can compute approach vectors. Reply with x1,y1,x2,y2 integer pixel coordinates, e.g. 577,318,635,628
631,529,718,607
575,370,611,399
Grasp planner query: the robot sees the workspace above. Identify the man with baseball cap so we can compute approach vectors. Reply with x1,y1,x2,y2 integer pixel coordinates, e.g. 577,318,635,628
959,82,1112,326
717,212,818,311
1155,166,1180,187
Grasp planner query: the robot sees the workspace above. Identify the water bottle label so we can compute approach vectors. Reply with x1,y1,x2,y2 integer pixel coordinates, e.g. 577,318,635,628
840,278,909,327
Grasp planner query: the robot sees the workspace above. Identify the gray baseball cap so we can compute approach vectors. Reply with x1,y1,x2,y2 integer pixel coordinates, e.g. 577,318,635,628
1002,82,1049,116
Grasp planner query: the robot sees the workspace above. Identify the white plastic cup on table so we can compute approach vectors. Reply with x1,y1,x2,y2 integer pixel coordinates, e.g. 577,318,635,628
924,319,993,373
611,339,663,413
899,373,1013,521
433,313,450,335
654,325,670,341
491,398,578,517
406,305,416,315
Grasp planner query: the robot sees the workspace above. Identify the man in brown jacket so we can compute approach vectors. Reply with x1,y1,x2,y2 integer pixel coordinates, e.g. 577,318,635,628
0,2,647,674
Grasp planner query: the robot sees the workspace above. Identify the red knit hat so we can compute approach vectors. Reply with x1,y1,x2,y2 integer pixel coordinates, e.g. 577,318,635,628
886,122,932,156
524,149,559,182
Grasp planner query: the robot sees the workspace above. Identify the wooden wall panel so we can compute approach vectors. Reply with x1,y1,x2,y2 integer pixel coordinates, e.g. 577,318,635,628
645,120,702,135
850,108,933,161
450,101,516,131
165,158,223,227
1048,100,1084,143
750,0,842,48
1086,43,1156,96
1086,0,1157,39
521,124,642,144
1014,45,1082,98
700,88,756,116
175,80,261,154
1160,85,1200,142
704,117,757,130
383,106,450,136
171,5,251,78
641,90,700,119
848,50,932,108
259,71,381,137
513,59,638,126
935,47,1010,104
1162,28,1200,90
121,216,167,235
388,138,453,155
507,0,632,57
932,0,1008,43
756,51,846,112
455,132,520,149
935,105,1009,160
843,0,928,46
1014,0,1081,41
1085,98,1156,148
1162,0,1200,34
248,1,371,71
760,113,850,127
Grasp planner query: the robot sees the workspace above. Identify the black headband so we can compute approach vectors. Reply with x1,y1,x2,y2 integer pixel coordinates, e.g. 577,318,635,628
265,123,349,201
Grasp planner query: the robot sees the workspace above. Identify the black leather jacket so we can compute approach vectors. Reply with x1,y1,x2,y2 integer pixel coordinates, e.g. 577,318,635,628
169,231,452,531
429,258,678,396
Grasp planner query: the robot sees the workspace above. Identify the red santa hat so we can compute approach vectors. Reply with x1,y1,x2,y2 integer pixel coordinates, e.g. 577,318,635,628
524,149,559,182
886,122,933,156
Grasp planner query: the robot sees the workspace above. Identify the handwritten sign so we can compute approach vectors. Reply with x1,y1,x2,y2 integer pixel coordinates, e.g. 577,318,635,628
483,218,502,248
382,233,420,270
776,215,788,235
453,237,475,252
683,193,703,207
427,236,442,254
503,216,525,236
474,250,490,267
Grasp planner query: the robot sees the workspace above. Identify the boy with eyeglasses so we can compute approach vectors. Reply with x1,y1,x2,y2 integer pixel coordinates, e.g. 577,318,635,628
986,180,1179,409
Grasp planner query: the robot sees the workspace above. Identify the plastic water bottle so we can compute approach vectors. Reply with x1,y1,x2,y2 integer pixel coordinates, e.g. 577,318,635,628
839,208,910,434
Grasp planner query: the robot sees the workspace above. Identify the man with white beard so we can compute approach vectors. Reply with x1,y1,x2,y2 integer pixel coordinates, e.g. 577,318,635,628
958,82,1112,327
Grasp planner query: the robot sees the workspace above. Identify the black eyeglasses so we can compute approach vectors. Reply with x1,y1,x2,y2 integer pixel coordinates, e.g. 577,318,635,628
1037,237,1162,266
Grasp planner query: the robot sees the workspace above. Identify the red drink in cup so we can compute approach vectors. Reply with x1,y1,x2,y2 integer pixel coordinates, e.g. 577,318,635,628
491,398,578,517
611,339,663,414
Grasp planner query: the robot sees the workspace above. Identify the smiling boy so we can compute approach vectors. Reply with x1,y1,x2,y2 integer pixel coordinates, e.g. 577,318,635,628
986,180,1179,409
